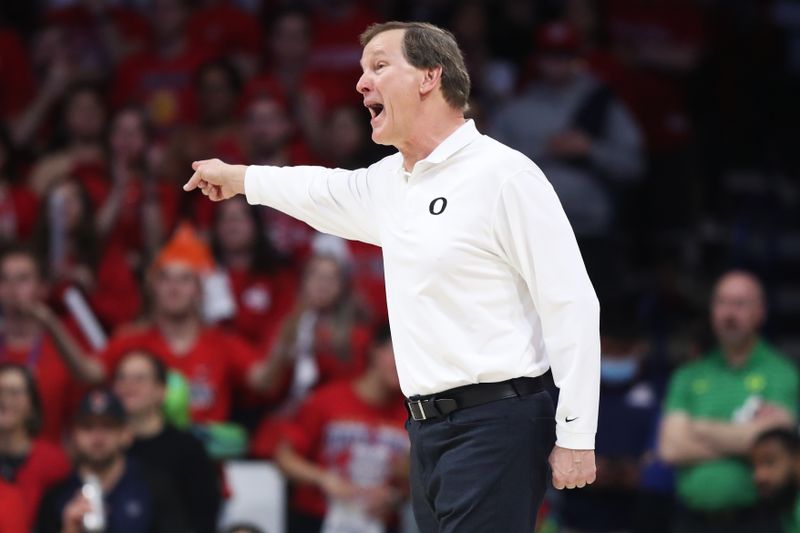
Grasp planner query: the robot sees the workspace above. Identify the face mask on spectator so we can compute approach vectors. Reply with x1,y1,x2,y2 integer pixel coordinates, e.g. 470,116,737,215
600,356,638,385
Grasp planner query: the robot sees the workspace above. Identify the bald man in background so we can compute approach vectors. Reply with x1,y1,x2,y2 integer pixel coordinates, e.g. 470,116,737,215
658,271,799,533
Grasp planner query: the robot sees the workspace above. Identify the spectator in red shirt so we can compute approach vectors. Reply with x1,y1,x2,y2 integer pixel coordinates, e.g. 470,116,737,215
211,196,296,349
250,249,372,458
0,479,27,533
0,126,39,243
44,0,151,78
0,246,89,442
112,0,211,135
29,82,108,196
164,59,247,228
274,322,409,533
187,0,263,78
60,223,277,425
241,92,317,264
93,106,179,269
248,8,355,142
31,179,142,331
0,364,71,527
0,28,36,122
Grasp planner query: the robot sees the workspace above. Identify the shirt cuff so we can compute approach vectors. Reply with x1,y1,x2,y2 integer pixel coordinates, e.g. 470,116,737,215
555,426,595,450
243,165,263,205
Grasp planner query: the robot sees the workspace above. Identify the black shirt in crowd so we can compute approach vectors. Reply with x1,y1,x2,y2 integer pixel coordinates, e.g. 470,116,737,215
128,424,221,533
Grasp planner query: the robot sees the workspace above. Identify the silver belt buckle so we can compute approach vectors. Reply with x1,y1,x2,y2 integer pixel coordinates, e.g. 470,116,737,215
409,399,428,421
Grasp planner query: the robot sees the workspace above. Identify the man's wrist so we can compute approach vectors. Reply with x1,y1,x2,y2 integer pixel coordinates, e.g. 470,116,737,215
230,164,248,196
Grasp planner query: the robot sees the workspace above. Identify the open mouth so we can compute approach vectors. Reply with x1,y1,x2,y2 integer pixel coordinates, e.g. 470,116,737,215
367,103,384,120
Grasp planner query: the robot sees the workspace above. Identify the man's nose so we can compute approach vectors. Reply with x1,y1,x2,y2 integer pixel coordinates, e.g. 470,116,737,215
356,73,370,95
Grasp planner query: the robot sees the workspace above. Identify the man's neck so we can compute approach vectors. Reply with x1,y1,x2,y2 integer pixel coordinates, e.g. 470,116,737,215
223,249,253,271
0,428,31,456
128,409,165,439
80,456,126,492
722,336,758,368
154,313,200,353
398,112,466,172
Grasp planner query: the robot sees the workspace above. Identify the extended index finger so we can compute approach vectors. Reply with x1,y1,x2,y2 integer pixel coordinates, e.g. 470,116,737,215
183,170,202,192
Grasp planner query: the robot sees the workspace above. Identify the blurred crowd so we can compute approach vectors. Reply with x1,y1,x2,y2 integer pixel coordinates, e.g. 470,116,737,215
0,0,799,532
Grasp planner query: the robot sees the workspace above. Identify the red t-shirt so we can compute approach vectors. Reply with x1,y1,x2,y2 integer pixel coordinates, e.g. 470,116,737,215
0,480,27,533
281,380,408,518
49,243,142,333
0,183,39,241
186,4,263,60
222,267,298,350
251,323,372,458
0,336,80,443
73,163,180,257
0,29,35,120
100,325,260,422
12,439,71,527
112,45,212,134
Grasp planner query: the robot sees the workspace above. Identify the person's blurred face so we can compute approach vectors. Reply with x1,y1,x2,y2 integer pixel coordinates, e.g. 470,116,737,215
0,254,45,317
66,90,106,143
153,0,187,42
113,354,165,417
73,418,129,471
271,14,311,65
198,68,237,125
711,273,765,349
302,257,344,310
110,110,147,164
151,264,201,318
49,181,85,233
325,107,365,163
215,198,256,256
537,53,578,85
0,370,32,434
752,440,796,498
245,98,291,155
357,29,426,146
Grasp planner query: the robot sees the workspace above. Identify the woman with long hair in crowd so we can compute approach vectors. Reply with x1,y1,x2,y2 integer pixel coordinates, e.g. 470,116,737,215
0,364,70,529
249,244,373,458
210,195,296,350
31,178,141,332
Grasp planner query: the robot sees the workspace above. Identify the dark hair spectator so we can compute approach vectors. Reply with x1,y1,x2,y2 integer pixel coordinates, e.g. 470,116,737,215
0,364,70,528
114,349,221,533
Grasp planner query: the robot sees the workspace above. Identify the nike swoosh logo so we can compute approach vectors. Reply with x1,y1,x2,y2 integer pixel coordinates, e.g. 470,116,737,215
565,417,578,423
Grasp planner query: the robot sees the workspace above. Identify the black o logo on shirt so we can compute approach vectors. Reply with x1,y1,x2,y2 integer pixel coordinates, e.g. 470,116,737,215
429,197,448,215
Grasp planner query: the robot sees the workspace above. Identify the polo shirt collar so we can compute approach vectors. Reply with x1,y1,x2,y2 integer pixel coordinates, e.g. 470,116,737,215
394,119,480,178
423,119,480,164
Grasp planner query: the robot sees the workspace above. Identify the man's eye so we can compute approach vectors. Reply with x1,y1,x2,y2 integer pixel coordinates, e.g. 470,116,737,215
376,63,386,70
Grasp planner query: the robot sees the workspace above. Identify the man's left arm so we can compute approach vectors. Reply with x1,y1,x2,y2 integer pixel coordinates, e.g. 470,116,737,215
493,168,600,487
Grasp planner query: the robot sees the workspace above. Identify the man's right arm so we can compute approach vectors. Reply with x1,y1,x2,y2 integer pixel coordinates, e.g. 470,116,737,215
185,159,382,246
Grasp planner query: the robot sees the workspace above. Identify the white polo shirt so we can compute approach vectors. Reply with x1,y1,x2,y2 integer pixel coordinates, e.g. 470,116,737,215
245,119,600,449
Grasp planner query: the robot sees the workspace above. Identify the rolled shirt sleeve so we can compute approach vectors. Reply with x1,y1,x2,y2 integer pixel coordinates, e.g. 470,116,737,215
244,164,381,246
493,168,601,449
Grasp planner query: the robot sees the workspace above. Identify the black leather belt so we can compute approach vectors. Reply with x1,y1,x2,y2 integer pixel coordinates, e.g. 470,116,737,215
406,373,550,422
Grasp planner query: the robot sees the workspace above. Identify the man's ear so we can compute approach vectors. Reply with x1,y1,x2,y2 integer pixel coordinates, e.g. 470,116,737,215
419,66,443,96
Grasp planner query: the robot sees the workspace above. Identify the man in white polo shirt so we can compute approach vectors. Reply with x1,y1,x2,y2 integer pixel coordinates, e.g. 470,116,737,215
184,21,600,533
